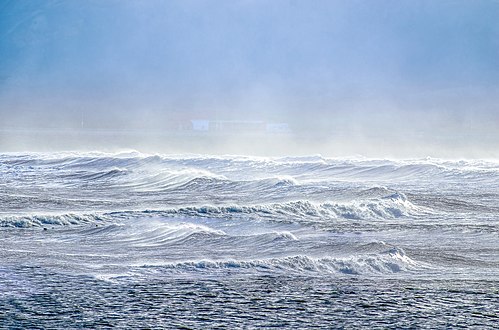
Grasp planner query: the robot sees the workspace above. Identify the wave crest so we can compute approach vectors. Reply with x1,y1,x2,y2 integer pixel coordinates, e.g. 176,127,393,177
137,247,419,276
1,191,424,228
0,213,105,228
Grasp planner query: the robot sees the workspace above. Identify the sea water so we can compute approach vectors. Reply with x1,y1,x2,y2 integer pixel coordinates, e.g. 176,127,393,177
1,152,498,328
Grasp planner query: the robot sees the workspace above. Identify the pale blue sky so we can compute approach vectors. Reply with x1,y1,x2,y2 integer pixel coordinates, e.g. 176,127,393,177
1,0,499,130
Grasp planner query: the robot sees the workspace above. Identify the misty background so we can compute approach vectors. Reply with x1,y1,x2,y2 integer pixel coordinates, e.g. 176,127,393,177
1,0,498,157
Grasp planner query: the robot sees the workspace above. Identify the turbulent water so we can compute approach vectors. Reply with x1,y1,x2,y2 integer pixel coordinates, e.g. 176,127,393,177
1,152,498,328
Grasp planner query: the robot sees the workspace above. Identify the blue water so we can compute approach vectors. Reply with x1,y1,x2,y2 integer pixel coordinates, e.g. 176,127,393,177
1,152,498,328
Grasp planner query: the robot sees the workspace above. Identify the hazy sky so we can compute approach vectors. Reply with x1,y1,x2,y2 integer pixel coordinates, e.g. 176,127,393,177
1,0,498,148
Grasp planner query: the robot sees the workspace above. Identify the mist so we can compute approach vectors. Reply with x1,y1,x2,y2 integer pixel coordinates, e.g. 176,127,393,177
1,0,498,157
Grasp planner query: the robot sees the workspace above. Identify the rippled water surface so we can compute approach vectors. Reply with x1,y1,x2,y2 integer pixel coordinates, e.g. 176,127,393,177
1,152,498,328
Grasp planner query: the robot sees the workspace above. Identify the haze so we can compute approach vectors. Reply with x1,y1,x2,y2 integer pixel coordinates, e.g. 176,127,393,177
1,0,498,157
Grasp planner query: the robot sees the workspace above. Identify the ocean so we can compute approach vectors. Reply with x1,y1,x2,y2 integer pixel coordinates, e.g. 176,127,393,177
1,152,498,328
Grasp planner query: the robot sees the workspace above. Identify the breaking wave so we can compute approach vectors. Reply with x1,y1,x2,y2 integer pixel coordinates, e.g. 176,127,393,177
2,152,498,183
134,247,420,276
2,152,498,282
0,191,425,228
0,213,106,228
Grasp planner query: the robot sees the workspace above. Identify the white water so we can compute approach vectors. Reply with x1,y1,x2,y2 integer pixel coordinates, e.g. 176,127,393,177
1,152,498,282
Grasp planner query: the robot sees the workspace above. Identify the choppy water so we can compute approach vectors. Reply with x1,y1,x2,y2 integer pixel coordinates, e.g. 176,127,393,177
1,152,498,328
